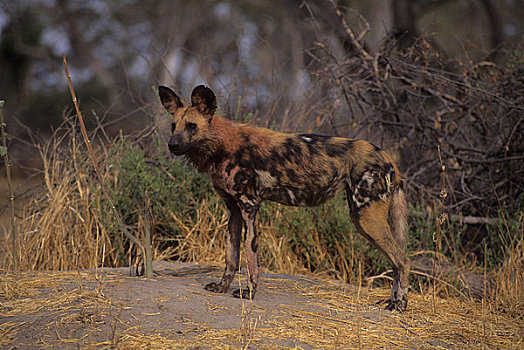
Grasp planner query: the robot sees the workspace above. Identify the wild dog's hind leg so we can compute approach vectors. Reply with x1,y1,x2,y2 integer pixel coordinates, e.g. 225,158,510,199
350,200,411,311
232,204,260,300
205,197,242,293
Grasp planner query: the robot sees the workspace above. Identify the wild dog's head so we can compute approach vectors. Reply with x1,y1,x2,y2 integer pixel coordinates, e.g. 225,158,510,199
158,85,217,155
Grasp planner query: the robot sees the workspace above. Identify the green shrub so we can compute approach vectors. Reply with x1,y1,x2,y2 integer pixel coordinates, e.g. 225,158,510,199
99,136,215,262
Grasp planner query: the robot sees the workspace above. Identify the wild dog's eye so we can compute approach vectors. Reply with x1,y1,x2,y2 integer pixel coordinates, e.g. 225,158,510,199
186,122,197,131
171,122,176,132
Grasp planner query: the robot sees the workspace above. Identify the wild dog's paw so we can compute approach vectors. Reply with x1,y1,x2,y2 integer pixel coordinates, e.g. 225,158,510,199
204,282,228,293
232,288,256,300
380,296,408,312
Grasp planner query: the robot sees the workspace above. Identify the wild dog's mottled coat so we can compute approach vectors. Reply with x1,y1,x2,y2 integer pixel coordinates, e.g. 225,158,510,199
159,85,411,311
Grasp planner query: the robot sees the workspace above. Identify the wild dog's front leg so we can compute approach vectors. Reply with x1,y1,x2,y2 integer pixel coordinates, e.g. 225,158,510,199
232,205,260,299
205,200,243,293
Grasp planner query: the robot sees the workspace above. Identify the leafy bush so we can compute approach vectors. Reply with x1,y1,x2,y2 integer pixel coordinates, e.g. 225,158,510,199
100,136,216,263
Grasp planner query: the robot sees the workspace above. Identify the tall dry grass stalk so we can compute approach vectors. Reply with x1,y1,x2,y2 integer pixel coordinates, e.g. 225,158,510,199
62,54,151,276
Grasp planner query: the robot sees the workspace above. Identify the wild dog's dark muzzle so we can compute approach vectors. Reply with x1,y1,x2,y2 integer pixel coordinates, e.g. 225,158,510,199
168,134,187,155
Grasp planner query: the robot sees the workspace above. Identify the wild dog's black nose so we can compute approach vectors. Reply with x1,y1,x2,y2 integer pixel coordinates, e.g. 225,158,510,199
168,136,186,155
168,142,178,153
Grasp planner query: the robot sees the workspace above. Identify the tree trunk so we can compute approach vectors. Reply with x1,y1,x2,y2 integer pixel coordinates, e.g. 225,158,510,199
478,0,505,63
392,0,418,49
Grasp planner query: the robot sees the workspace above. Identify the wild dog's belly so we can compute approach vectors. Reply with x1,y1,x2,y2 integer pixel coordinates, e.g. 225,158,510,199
259,185,343,206
255,169,346,206
210,164,346,207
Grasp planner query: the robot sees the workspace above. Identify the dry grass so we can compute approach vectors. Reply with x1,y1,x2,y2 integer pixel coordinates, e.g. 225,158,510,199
123,300,521,349
1,269,522,349
0,270,120,347
0,270,116,305
165,196,228,265
491,213,524,321
5,132,114,271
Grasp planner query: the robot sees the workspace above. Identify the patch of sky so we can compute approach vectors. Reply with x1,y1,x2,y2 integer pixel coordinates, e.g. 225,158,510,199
42,27,71,56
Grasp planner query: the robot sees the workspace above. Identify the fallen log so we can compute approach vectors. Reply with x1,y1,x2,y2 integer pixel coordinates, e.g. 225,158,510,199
411,255,492,300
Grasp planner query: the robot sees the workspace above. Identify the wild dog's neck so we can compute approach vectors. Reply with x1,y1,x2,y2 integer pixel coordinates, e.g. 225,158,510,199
185,115,237,173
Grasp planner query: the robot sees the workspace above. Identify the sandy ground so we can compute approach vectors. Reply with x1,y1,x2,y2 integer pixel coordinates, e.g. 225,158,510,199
1,261,522,349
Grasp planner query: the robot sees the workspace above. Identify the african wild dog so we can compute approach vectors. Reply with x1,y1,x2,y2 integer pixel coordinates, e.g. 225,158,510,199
158,85,411,311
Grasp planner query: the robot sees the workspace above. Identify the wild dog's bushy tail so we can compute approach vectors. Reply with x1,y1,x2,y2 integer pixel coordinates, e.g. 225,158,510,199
388,188,408,251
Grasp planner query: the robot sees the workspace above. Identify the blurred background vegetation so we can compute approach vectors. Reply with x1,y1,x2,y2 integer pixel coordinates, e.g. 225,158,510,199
1,0,522,131
0,0,523,311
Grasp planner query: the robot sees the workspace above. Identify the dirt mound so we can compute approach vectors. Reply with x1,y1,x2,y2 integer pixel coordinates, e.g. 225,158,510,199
1,261,521,349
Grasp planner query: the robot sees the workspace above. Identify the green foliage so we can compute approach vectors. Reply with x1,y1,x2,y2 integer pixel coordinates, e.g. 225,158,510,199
100,136,214,262
259,194,389,281
113,138,209,217
507,49,524,73
482,210,524,270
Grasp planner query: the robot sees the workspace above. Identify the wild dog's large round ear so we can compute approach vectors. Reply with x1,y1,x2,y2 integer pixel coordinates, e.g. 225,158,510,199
158,86,184,114
191,85,217,117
